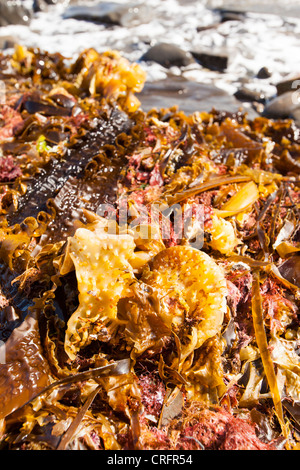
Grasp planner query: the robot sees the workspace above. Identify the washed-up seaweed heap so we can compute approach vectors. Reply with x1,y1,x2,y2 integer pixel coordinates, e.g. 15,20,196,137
0,46,300,450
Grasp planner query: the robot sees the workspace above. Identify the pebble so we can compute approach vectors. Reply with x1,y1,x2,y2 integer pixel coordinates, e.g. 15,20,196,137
140,43,195,69
234,86,266,103
220,11,246,23
256,67,272,79
190,49,228,71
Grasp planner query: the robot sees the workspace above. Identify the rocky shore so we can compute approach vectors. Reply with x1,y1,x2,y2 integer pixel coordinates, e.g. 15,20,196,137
0,0,299,123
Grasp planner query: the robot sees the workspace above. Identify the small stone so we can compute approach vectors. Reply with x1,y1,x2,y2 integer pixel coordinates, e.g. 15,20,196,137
190,50,228,72
256,67,271,79
220,11,245,22
140,43,195,69
234,86,266,103
196,23,219,32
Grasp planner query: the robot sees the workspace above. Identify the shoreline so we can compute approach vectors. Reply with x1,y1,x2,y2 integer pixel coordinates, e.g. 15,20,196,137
0,0,299,122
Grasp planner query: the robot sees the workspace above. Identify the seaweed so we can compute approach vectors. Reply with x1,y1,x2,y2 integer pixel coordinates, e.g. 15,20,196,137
0,46,300,450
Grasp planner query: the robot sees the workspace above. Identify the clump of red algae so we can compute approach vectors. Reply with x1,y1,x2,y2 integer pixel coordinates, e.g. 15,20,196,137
176,406,276,450
0,105,24,142
138,370,166,420
0,155,22,181
118,373,279,451
261,277,297,333
136,405,279,450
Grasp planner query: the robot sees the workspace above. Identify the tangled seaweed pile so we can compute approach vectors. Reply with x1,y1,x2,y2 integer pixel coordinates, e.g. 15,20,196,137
0,46,300,450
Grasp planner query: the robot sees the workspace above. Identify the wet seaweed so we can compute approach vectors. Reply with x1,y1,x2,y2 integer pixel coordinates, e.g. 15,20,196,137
0,46,300,450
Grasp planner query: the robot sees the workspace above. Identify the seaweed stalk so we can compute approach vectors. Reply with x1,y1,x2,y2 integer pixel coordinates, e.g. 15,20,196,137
251,270,290,446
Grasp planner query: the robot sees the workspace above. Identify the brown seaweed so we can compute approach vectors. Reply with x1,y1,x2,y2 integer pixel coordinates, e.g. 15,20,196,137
0,46,300,451
7,107,133,227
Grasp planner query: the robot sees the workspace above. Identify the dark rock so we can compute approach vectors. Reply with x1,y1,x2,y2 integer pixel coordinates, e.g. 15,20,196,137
263,91,300,125
220,11,246,22
190,50,228,71
140,43,195,69
33,0,42,12
256,67,271,79
196,23,220,32
276,74,300,96
234,86,266,103
63,2,152,27
0,0,32,27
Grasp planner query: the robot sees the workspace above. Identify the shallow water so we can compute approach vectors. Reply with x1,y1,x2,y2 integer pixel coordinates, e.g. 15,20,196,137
138,75,258,118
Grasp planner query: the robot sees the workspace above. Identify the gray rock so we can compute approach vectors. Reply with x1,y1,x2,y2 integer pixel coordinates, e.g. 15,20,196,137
140,43,195,69
63,2,152,27
263,91,300,125
190,50,228,71
0,0,32,27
